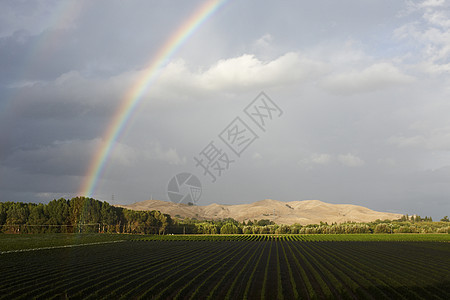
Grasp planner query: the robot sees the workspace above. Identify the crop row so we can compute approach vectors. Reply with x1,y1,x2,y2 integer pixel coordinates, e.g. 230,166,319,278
0,240,448,299
2,233,447,253
142,233,450,242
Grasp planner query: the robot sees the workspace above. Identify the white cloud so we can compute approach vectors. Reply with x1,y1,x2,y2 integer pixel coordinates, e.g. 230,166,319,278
254,34,273,49
337,153,365,167
154,52,328,94
388,126,450,150
298,153,332,167
310,153,332,165
424,10,450,28
321,62,414,95
394,0,450,74
388,135,427,148
418,0,446,8
299,153,364,168
200,52,327,90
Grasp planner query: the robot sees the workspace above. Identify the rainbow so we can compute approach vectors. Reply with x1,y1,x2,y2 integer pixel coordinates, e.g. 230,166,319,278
78,0,228,198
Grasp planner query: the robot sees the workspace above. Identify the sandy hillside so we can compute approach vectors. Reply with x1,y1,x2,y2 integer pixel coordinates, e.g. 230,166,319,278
116,199,403,225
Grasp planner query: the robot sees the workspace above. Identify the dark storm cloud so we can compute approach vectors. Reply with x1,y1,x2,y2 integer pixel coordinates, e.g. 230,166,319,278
0,0,218,85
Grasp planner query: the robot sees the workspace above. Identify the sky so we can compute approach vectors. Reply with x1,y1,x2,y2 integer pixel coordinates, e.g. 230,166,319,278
1,0,450,219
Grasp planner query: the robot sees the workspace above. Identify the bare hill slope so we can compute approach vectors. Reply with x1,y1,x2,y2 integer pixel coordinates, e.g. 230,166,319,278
116,199,402,225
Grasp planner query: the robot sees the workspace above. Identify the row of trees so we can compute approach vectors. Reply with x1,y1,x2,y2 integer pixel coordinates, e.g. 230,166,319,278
398,214,449,222
1,197,449,234
0,197,172,234
176,218,449,235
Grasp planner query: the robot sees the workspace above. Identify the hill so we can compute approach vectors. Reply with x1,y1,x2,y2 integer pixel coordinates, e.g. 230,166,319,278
116,199,403,225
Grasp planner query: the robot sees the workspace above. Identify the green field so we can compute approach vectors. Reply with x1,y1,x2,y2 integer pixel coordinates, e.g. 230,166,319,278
1,233,448,252
0,234,449,299
0,233,135,252
142,233,450,242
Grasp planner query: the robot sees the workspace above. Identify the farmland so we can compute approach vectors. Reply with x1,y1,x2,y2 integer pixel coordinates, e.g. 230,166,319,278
143,233,450,242
0,234,449,299
0,233,134,252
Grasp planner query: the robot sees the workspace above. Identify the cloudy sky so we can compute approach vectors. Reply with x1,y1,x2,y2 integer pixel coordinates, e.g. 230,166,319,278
1,0,450,219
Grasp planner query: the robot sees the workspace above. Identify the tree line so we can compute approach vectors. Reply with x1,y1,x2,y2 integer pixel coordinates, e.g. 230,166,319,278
0,197,448,234
0,197,172,234
179,217,449,235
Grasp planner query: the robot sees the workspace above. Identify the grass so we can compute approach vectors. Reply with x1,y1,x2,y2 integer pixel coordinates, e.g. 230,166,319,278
0,233,136,251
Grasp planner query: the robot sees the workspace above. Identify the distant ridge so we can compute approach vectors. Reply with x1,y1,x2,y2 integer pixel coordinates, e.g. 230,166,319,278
116,199,403,225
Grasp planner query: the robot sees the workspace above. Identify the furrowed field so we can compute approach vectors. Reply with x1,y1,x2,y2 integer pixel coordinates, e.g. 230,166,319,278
1,234,449,299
